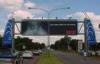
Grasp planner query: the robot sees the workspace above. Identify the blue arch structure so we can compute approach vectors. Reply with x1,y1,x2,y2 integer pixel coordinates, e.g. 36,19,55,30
2,19,13,47
84,18,96,45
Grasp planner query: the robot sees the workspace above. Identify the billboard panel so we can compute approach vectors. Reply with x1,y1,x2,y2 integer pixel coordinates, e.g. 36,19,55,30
21,19,77,35
21,20,48,35
49,21,77,35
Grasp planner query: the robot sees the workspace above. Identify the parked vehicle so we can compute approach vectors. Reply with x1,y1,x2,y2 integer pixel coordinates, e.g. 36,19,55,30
88,50,96,56
96,50,100,56
22,51,33,58
38,50,42,54
79,50,96,56
33,50,42,55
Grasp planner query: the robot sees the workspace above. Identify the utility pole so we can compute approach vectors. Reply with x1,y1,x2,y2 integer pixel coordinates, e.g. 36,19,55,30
84,18,89,56
11,18,15,55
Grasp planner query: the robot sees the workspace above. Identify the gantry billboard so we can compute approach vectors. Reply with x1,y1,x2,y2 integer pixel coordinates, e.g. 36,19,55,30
21,19,77,35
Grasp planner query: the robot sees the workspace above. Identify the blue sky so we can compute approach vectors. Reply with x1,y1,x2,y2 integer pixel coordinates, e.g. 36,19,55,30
0,0,100,44
29,0,100,14
25,0,100,19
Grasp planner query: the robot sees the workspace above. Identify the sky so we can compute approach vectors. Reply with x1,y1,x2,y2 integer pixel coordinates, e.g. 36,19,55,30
0,0,100,45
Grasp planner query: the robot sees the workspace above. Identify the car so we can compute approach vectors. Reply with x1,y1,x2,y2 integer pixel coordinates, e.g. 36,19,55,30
33,50,40,55
38,50,42,54
33,50,42,55
79,50,88,56
88,50,96,56
79,50,96,56
22,51,33,58
96,50,100,56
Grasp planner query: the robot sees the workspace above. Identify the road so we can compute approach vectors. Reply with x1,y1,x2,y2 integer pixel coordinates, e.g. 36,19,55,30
22,56,39,64
0,55,39,64
52,51,100,64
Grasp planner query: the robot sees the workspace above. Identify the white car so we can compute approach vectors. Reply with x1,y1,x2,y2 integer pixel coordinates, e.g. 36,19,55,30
33,50,40,55
33,50,42,55
38,50,42,54
22,51,33,58
88,50,96,56
96,51,100,56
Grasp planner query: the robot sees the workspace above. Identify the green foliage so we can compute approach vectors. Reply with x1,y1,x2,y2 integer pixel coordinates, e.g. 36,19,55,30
50,35,100,52
0,36,2,48
15,36,46,50
69,39,78,51
0,36,46,50
50,35,78,51
96,43,100,50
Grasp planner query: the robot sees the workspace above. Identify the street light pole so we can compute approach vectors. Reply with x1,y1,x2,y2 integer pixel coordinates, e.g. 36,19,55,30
28,7,70,49
28,7,49,18
11,18,15,55
83,12,90,56
28,7,70,19
47,7,71,49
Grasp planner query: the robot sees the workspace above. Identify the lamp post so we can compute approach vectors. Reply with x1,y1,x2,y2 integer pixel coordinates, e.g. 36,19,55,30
47,7,71,49
28,7,70,19
83,12,90,56
28,7,70,49
28,7,49,19
9,12,15,55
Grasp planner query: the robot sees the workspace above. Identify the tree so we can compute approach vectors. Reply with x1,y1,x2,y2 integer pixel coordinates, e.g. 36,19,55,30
0,36,2,48
50,36,72,51
69,39,78,51
15,36,46,50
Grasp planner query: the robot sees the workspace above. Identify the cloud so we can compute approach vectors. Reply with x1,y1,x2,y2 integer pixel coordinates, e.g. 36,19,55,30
24,1,36,8
0,0,23,11
24,1,44,16
8,10,33,21
0,0,47,20
23,2,48,16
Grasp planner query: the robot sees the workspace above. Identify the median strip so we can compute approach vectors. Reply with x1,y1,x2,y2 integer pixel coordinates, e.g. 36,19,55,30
36,51,63,64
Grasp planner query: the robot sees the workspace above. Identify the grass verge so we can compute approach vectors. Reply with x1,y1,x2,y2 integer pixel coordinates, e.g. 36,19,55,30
0,62,11,64
88,56,100,60
36,51,63,64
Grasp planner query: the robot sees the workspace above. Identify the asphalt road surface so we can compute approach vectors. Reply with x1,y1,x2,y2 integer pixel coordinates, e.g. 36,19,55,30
53,51,100,64
22,56,39,64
